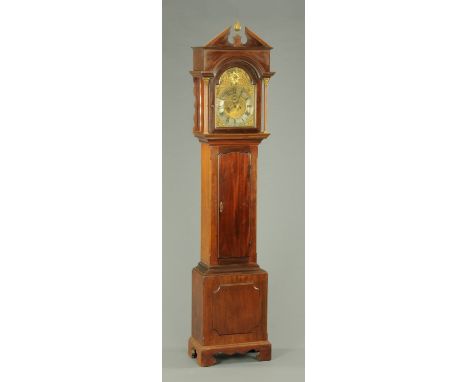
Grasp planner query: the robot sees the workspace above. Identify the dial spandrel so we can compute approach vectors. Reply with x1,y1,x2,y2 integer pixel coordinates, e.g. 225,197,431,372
215,67,256,128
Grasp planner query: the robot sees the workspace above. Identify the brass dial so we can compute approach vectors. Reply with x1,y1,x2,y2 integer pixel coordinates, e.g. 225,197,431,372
215,67,255,128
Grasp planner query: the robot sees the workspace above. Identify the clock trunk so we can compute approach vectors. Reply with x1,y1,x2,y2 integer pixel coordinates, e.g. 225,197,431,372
218,149,252,261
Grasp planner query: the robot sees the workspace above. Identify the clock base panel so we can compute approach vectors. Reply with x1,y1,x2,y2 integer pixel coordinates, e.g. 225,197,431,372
190,266,270,366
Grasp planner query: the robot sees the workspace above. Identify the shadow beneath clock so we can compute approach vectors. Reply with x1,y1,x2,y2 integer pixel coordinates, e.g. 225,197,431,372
163,347,296,369
213,351,259,364
213,347,290,365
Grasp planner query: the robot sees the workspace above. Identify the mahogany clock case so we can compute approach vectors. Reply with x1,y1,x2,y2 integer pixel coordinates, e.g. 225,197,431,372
187,23,275,366
162,0,305,373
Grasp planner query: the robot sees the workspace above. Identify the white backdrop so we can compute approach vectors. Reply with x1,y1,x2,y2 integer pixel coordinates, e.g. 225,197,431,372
308,1,468,381
0,1,161,381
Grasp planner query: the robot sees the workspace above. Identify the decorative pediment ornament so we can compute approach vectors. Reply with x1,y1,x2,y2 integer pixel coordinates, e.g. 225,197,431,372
204,22,272,49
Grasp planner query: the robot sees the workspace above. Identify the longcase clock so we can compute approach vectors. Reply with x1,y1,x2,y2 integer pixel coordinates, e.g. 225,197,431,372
188,22,274,367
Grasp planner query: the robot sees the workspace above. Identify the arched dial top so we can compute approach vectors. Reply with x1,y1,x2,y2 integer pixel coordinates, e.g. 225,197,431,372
215,67,256,128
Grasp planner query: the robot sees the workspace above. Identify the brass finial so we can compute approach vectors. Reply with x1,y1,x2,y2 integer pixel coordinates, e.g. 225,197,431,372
233,20,241,32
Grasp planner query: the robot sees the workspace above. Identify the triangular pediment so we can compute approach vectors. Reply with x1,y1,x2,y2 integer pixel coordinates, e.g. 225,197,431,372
204,24,272,49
